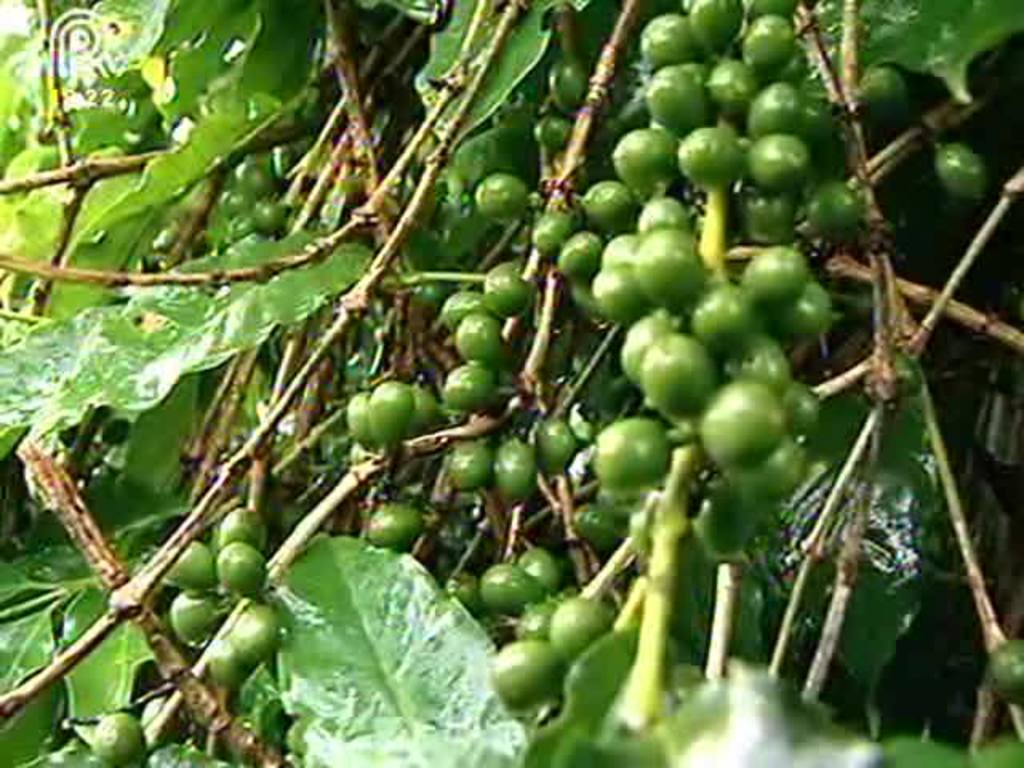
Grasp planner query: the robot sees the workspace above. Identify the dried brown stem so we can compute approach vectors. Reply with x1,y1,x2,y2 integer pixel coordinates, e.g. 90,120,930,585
770,407,880,677
802,426,877,700
0,219,367,289
519,268,561,401
799,1,899,397
908,166,1024,355
828,254,1024,354
552,0,645,200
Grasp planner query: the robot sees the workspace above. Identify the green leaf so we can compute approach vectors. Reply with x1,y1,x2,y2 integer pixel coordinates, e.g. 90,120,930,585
768,394,933,690
418,0,556,132
155,0,318,123
820,0,1024,101
61,588,151,718
664,666,881,767
526,630,637,768
238,666,288,746
89,0,176,73
0,237,370,436
0,607,55,690
1,688,61,768
277,536,527,768
121,376,199,493
974,740,1024,767
883,737,967,768
0,607,59,765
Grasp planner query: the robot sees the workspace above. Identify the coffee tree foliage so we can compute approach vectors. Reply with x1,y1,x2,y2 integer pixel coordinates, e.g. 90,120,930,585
1,0,1024,765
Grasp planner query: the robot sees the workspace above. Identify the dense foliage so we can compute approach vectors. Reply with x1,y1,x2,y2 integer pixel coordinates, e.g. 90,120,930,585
1,0,1024,765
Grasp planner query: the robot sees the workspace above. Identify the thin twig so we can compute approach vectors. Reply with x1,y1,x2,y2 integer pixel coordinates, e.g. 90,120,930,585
770,407,880,676
802,422,878,700
812,358,872,399
867,97,985,184
908,167,1024,354
553,325,620,418
519,267,561,400
0,219,367,288
552,0,645,201
705,563,742,681
165,169,228,269
828,254,1024,354
921,387,1004,650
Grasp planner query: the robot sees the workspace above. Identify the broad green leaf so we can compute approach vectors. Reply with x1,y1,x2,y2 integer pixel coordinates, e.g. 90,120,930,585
526,631,637,768
664,666,881,767
83,0,175,73
62,588,151,718
0,237,370,436
0,607,55,690
418,0,557,132
278,536,527,768
974,740,1024,767
121,376,199,493
820,0,1024,101
883,737,967,768
155,0,318,122
2,688,60,768
0,607,58,766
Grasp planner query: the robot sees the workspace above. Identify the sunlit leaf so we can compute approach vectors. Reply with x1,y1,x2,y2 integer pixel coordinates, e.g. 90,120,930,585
278,536,527,768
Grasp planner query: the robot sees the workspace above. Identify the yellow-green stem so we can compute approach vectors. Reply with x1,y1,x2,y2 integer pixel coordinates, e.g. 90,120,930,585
700,185,729,276
618,446,702,731
614,576,647,632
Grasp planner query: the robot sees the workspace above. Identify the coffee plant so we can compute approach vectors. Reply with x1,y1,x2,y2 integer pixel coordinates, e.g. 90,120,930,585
2,0,1024,765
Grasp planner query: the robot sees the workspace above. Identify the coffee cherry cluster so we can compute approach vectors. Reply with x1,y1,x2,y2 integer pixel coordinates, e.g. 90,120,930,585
564,0,845,558
346,379,441,451
164,509,280,691
454,545,614,710
436,256,537,408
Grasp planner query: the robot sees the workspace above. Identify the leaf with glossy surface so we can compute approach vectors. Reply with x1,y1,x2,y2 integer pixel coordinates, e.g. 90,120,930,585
278,536,526,768
820,0,1024,100
62,588,151,718
0,607,55,690
0,237,369,436
0,608,59,765
766,394,933,690
2,688,61,768
664,666,881,768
